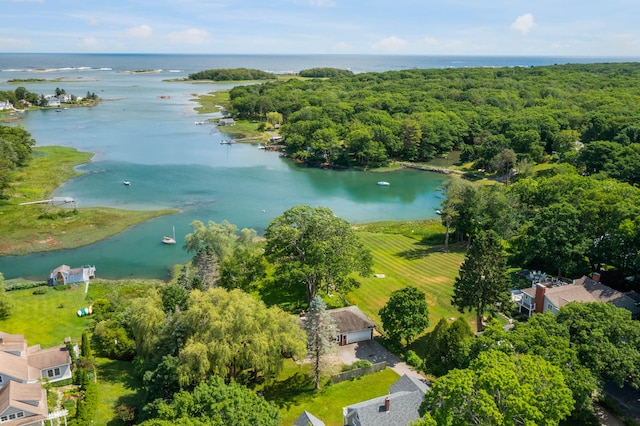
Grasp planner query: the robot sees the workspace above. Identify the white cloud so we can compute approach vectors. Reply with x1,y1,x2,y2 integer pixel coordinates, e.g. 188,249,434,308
372,36,407,52
167,28,212,45
511,13,535,35
125,25,153,38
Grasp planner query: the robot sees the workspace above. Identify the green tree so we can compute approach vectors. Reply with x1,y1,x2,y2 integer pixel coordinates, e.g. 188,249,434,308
139,376,280,426
159,283,189,313
379,286,430,349
0,273,13,320
264,206,372,305
452,230,511,332
304,296,337,390
421,350,574,426
266,111,283,126
177,288,306,385
80,331,92,358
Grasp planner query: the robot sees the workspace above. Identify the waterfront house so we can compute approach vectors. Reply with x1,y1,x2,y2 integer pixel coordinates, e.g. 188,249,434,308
218,118,235,126
48,265,95,286
0,101,12,110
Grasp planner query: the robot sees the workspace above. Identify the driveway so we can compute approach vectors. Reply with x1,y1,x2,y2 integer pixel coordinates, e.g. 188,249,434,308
337,339,427,382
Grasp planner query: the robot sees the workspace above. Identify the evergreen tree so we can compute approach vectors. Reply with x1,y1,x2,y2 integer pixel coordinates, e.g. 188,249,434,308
0,273,13,320
304,296,337,390
81,331,92,358
452,230,511,332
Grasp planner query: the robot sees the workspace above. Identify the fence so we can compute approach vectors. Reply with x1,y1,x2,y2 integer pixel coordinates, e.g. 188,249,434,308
330,361,387,384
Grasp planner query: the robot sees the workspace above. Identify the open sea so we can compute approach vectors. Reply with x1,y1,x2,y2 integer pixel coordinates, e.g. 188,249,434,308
0,53,637,280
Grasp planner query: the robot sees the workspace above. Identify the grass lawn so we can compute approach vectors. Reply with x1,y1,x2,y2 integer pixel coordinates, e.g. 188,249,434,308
265,361,399,426
0,280,160,348
0,146,175,256
94,357,143,426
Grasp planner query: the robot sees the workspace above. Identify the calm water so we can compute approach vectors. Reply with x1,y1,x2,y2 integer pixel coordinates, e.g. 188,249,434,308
1,54,637,280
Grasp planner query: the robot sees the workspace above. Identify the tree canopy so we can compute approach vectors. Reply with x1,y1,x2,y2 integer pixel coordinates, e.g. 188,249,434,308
264,205,372,305
379,286,430,348
188,68,277,81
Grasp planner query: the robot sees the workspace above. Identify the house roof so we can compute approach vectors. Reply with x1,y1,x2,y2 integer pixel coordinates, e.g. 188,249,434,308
0,381,47,426
343,374,428,426
0,332,28,355
546,277,626,309
293,410,325,426
328,306,375,334
28,345,71,370
51,265,71,274
0,352,39,382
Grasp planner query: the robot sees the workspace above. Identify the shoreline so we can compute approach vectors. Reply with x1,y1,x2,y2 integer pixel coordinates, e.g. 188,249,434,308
0,145,176,257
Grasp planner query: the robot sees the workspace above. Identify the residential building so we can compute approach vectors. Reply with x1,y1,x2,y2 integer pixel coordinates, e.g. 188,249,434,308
343,374,429,426
293,410,325,426
513,273,640,317
0,381,47,426
327,306,376,346
48,265,95,286
218,118,235,126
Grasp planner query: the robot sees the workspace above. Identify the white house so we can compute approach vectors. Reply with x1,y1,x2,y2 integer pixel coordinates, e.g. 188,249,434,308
327,306,376,346
48,265,95,286
218,118,235,126
0,101,12,111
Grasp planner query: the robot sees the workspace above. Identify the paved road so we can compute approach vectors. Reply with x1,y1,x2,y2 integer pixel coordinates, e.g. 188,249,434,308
337,339,427,382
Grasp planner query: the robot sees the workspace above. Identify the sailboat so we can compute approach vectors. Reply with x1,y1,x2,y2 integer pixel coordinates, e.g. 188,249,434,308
162,226,176,245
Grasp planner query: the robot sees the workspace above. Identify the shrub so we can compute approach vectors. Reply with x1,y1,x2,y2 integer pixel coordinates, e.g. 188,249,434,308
32,287,48,295
405,350,422,369
5,281,47,291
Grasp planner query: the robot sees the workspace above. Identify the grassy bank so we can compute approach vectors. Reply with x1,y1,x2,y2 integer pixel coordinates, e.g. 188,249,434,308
0,146,175,256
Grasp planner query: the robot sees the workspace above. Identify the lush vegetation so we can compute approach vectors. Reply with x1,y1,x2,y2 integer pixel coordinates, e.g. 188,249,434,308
298,68,354,78
0,124,35,198
226,62,640,170
188,68,277,81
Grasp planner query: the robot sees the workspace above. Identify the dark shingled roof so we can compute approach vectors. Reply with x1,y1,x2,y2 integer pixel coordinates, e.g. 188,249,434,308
293,410,325,426
328,306,375,334
343,374,429,426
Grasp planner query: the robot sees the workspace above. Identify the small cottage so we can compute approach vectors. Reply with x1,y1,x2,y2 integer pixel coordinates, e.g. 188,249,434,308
328,306,376,346
48,265,95,286
218,118,235,126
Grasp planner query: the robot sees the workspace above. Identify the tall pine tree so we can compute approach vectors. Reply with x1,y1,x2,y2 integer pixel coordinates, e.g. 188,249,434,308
304,296,337,390
452,230,511,332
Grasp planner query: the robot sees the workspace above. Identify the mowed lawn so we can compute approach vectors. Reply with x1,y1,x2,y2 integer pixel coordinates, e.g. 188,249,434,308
351,232,474,336
0,285,91,347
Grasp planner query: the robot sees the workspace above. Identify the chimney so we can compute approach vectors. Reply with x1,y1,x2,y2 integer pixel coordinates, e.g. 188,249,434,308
385,396,390,412
534,283,546,314
592,272,601,282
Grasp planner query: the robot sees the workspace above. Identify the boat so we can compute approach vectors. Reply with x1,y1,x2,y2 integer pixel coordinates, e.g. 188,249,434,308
123,180,131,186
162,226,176,245
194,120,205,125
377,181,390,186
220,140,236,145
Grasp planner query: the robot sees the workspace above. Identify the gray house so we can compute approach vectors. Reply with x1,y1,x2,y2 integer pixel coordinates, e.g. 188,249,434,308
343,374,429,426
293,410,325,426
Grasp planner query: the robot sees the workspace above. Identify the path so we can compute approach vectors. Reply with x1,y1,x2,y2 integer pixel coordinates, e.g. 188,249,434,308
336,340,426,382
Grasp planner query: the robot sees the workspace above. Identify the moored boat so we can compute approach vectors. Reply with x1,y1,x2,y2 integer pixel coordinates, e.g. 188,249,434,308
377,181,390,186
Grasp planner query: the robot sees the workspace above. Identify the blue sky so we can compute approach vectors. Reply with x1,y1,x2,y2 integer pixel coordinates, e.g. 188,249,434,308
3,0,640,56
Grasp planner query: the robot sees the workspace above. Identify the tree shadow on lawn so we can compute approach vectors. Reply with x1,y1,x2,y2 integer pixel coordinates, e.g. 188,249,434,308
258,278,307,313
261,371,316,410
396,242,466,260
97,359,144,426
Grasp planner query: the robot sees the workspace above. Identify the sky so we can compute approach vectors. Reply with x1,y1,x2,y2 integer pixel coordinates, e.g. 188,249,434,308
3,0,640,56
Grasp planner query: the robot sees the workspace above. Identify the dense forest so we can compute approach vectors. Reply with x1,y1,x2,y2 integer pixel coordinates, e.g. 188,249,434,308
227,62,640,172
187,68,277,81
0,125,35,199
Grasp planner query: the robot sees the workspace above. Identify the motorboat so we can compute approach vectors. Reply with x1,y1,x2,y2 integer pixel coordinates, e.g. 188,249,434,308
377,181,390,186
123,180,131,186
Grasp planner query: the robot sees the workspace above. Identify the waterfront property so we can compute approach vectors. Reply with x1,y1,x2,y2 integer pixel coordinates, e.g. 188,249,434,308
47,265,95,286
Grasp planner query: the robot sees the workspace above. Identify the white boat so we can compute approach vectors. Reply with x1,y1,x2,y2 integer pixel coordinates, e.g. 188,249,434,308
220,140,236,145
162,226,176,245
194,120,205,125
377,181,390,186
123,180,131,186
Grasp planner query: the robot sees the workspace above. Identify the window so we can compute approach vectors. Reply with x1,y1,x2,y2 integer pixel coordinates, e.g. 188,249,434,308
47,367,61,378
0,416,7,422
0,375,3,383
8,414,15,420
16,412,24,418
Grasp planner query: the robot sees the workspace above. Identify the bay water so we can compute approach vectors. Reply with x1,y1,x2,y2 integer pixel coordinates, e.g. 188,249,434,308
0,54,635,280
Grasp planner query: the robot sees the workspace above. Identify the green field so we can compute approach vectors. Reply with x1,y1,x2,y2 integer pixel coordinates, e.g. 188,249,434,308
94,357,142,426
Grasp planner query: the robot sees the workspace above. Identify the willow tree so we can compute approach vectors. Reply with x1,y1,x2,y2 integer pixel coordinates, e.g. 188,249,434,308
264,206,372,305
177,288,306,386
